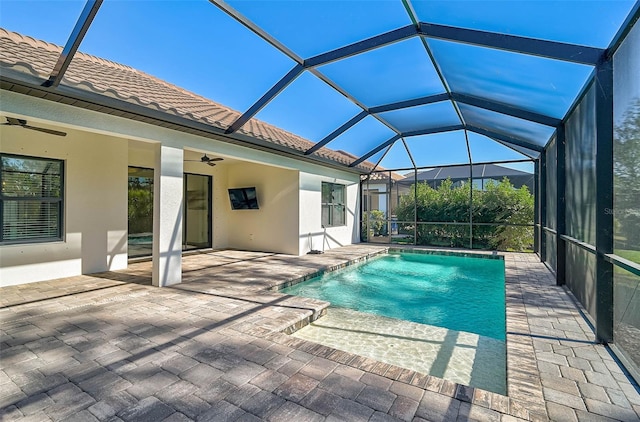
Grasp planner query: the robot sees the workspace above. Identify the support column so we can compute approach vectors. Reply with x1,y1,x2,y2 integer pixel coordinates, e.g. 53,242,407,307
414,168,418,245
556,125,566,285
595,59,614,343
152,145,184,287
540,154,547,262
534,159,540,256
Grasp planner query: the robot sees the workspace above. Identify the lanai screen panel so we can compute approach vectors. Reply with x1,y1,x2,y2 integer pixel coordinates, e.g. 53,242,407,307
67,1,297,114
613,16,640,377
227,0,412,57
564,85,598,319
466,133,532,162
251,72,363,142
411,1,636,48
325,116,397,158
404,132,471,168
458,104,555,148
316,38,445,108
378,141,415,171
545,138,557,272
614,19,640,264
426,39,595,119
2,1,637,169
377,101,460,134
565,85,597,246
507,144,541,160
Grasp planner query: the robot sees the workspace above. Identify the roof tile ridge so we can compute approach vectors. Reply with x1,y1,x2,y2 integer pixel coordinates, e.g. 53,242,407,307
66,79,226,127
15,36,242,120
0,28,62,54
247,119,372,166
66,48,145,74
0,28,138,74
108,62,243,118
2,28,367,170
0,61,44,79
249,118,315,147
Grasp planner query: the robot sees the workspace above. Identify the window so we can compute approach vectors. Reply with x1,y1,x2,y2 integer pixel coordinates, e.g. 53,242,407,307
1,154,63,243
322,182,346,227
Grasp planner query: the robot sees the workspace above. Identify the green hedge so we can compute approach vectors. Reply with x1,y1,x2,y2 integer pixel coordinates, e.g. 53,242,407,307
395,178,534,251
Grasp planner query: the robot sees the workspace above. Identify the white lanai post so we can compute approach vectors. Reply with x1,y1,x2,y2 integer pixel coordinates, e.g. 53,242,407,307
152,145,184,287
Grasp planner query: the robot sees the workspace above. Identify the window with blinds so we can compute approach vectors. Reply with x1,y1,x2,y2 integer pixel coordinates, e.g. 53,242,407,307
1,154,63,243
321,182,346,227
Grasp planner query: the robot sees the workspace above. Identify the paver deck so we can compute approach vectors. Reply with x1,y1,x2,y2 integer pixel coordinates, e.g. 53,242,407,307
1,245,639,421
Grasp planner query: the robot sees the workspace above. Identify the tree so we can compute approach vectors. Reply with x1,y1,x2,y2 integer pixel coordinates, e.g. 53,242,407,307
614,99,640,249
128,178,154,234
368,210,387,236
479,179,534,251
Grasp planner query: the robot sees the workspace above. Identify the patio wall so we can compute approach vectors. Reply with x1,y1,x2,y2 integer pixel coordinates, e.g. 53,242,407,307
0,124,129,286
226,162,300,255
1,91,363,285
128,140,232,251
299,171,360,255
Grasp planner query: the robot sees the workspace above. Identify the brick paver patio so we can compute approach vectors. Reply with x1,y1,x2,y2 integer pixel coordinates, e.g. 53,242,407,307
1,245,639,421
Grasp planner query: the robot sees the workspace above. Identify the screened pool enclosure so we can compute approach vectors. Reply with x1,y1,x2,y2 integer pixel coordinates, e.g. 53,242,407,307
1,0,639,382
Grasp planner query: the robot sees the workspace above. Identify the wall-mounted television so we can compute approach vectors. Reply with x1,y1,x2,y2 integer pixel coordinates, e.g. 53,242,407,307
228,187,259,210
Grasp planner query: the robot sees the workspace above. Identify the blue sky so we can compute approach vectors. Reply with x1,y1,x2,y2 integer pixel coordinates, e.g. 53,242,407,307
0,0,636,171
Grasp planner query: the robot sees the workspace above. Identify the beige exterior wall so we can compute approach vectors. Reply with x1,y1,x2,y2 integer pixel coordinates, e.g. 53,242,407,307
299,172,360,255
1,89,362,286
225,162,300,255
0,123,128,286
128,141,231,251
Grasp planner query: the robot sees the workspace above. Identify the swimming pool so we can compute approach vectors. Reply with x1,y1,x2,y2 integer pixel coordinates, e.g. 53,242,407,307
282,251,505,340
281,251,507,393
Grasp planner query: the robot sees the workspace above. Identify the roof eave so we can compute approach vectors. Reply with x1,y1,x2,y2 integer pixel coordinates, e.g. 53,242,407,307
0,71,369,176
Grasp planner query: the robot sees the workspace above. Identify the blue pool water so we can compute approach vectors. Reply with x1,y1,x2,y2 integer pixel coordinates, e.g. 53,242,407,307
281,252,506,340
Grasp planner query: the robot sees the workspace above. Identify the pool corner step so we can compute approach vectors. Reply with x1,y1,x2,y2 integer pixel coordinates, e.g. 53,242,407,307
282,305,329,335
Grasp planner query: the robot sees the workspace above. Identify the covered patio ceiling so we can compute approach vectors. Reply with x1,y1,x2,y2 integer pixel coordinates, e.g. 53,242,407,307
2,0,639,172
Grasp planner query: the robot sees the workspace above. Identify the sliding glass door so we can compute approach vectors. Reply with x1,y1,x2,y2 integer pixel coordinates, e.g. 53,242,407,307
128,170,211,257
183,173,211,250
128,167,154,258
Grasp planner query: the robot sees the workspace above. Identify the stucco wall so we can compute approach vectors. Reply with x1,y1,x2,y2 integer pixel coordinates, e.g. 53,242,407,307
225,162,300,255
1,124,128,286
299,172,360,255
129,140,231,250
1,90,364,285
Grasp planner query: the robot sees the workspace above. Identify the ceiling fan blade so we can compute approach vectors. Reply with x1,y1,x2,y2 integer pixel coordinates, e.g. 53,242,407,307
5,117,27,126
23,125,67,137
207,162,217,167
185,155,222,164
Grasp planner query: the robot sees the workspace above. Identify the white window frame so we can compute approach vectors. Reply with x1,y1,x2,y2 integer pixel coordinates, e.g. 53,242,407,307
321,182,346,228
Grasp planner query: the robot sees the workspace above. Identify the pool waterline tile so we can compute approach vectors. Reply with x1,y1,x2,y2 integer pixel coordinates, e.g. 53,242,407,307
280,250,506,340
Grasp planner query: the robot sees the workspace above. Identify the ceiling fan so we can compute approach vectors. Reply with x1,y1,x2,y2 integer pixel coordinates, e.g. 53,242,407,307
186,154,224,167
2,117,67,137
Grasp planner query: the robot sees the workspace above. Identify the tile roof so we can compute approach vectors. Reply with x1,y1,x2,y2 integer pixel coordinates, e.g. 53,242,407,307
0,28,376,171
365,171,406,182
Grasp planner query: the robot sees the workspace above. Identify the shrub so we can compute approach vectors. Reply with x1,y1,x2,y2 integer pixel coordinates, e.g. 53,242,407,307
395,178,534,251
